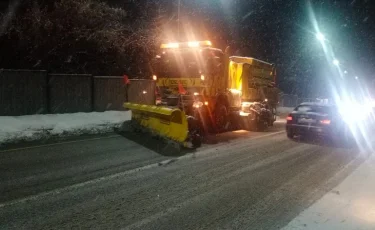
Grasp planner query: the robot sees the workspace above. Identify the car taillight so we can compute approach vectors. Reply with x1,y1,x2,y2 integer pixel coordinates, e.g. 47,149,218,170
320,119,331,125
286,115,293,121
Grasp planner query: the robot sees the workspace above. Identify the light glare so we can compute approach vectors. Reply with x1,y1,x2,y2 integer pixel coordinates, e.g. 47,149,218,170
333,59,339,66
316,32,325,41
188,41,200,47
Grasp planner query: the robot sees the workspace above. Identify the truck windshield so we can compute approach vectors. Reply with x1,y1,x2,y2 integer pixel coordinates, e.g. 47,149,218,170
155,50,202,78
154,48,224,78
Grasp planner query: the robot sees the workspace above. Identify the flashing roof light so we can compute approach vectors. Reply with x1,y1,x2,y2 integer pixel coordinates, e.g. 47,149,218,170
188,41,200,47
160,43,179,49
160,40,212,49
204,40,212,46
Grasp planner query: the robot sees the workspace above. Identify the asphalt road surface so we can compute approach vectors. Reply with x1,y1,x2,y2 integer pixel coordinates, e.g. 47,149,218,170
0,121,370,229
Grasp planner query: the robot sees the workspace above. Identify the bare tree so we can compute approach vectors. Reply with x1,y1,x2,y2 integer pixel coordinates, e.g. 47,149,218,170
0,0,164,76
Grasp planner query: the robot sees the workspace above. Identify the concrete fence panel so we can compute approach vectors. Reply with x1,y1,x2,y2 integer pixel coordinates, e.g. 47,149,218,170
1,70,156,116
48,74,92,113
93,76,127,111
0,69,47,115
127,80,155,105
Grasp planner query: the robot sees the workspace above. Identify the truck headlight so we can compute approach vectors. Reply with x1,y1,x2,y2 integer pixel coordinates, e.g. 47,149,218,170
193,101,203,108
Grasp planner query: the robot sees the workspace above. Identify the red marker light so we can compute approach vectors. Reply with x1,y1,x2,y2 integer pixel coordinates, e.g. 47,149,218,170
123,75,130,85
320,119,331,125
286,115,293,121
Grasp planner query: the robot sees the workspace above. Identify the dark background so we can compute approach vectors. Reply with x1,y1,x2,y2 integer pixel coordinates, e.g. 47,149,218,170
1,0,374,97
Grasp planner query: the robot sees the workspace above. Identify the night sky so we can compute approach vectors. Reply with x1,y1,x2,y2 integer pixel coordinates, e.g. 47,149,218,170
2,0,375,97
106,0,375,97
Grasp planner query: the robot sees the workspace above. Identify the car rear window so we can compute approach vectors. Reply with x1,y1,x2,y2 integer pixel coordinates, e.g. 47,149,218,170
295,105,333,115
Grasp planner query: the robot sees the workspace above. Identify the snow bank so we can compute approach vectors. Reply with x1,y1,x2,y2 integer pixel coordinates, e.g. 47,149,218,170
0,111,131,145
283,154,375,230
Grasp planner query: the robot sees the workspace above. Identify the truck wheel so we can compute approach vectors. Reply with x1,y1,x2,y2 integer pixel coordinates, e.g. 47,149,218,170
191,133,202,148
255,115,267,131
257,122,267,131
214,104,228,132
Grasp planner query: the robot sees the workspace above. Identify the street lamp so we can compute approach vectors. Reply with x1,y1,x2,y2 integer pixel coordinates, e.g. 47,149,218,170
316,32,325,42
355,76,358,80
333,59,339,66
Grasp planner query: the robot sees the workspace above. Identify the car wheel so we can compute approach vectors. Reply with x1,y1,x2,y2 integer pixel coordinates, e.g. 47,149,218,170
287,129,294,139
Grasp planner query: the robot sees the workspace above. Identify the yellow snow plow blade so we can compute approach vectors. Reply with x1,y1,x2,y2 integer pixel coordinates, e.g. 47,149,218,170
123,102,189,144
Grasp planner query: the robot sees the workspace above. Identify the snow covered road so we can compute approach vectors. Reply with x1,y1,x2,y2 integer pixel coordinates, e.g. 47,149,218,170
1,120,372,229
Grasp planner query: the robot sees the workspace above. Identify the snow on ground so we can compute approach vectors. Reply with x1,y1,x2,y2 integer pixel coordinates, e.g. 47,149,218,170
0,111,131,145
283,154,375,230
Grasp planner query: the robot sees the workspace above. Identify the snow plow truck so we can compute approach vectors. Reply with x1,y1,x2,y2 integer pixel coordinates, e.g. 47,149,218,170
124,40,279,149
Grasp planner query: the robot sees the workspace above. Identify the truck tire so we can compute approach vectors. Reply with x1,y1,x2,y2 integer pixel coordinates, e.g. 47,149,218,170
214,104,228,132
191,133,202,148
255,115,267,131
268,119,274,126
257,121,267,131
187,116,203,148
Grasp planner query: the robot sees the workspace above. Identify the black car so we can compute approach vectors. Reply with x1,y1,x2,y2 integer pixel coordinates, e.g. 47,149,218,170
286,103,351,141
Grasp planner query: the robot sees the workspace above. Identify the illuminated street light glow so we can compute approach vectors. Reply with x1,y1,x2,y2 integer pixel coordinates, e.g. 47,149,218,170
355,76,359,80
316,32,325,42
344,70,348,74
333,59,339,66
